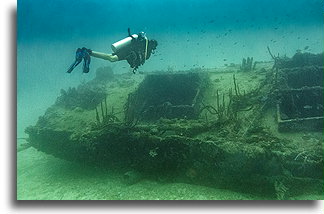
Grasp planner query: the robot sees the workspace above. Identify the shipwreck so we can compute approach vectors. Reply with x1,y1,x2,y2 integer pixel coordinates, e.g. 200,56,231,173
24,52,323,199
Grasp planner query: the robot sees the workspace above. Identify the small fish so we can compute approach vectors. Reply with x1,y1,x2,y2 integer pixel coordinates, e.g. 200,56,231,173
304,46,309,50
303,105,312,110
316,104,323,110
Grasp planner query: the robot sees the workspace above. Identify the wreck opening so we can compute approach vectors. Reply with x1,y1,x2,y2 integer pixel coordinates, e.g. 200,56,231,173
125,73,205,122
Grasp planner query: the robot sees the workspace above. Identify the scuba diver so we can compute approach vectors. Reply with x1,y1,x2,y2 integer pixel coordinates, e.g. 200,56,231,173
67,28,158,74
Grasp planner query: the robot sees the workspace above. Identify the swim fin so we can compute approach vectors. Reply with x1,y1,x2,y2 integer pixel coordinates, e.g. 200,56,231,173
83,53,91,73
67,48,83,73
67,48,91,73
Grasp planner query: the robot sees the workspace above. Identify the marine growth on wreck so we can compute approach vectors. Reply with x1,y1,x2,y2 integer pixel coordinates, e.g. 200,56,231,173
25,52,323,200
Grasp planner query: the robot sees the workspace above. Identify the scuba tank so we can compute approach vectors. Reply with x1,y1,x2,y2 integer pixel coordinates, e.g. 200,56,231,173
111,29,149,73
111,34,138,53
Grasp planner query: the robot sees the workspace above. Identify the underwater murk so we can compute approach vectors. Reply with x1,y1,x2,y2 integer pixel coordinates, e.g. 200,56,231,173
17,0,323,200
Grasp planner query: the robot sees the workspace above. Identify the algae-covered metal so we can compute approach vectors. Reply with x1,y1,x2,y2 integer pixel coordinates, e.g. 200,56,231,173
274,53,324,132
25,59,323,199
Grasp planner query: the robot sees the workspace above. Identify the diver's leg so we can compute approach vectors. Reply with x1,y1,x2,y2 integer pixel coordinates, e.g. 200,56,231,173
90,51,119,62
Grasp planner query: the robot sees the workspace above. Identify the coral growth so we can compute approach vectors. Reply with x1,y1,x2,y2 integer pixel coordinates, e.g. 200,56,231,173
267,47,323,70
93,66,114,83
26,61,324,199
240,57,255,72
55,83,107,110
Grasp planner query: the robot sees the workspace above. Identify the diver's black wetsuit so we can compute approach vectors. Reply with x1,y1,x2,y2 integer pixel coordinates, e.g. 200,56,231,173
114,35,152,72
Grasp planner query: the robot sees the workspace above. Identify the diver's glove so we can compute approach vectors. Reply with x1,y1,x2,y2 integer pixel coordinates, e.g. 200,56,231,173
67,47,92,73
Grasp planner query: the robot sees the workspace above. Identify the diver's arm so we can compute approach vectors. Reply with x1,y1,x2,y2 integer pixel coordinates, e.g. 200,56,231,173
90,51,119,62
